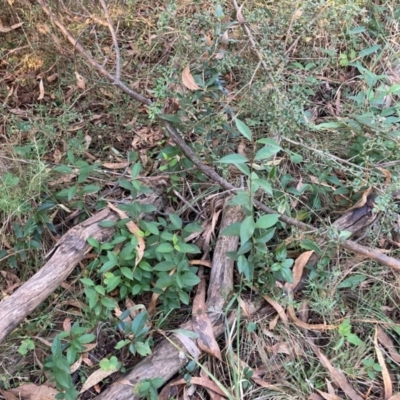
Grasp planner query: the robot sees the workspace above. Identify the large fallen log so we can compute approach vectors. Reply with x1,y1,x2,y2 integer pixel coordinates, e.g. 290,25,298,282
0,208,118,344
94,203,246,399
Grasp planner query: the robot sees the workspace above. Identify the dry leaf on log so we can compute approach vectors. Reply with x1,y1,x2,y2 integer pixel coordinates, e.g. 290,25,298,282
192,273,222,360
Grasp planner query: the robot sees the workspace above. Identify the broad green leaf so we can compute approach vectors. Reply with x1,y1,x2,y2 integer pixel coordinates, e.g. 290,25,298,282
87,238,99,248
253,179,273,195
218,154,248,164
234,162,251,176
101,297,117,309
255,214,280,229
254,146,280,161
348,26,366,34
121,267,134,280
300,239,321,254
131,312,148,336
240,216,255,245
221,222,241,236
180,272,201,287
156,243,174,253
359,44,381,58
338,319,351,336
78,334,96,344
131,162,142,178
169,214,182,229
235,118,252,140
346,333,364,346
337,274,367,289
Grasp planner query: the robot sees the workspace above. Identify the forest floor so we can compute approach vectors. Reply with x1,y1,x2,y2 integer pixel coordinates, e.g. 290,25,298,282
1,1,400,399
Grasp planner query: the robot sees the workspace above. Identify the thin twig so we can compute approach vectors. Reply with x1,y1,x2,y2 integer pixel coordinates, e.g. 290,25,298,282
98,0,120,81
37,0,148,105
36,0,400,271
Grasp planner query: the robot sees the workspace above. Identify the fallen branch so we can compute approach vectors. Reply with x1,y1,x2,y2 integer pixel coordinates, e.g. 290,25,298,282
0,209,118,344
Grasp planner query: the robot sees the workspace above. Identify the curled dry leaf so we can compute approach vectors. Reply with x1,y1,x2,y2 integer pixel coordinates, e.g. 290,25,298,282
75,71,86,90
236,4,245,23
377,326,400,362
102,162,129,169
252,286,288,326
192,274,222,360
316,389,344,400
284,250,313,293
107,203,145,266
0,389,19,400
345,186,373,213
374,327,393,399
310,343,363,400
182,65,200,91
80,366,119,394
171,377,227,398
9,384,60,400
37,79,45,100
215,30,229,60
62,317,71,332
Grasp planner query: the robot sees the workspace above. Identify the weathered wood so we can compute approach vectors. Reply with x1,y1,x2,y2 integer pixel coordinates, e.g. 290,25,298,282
207,203,245,311
0,208,118,344
294,191,378,293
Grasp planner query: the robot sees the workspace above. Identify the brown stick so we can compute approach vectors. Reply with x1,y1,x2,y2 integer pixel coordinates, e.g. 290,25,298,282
36,1,400,271
0,209,118,344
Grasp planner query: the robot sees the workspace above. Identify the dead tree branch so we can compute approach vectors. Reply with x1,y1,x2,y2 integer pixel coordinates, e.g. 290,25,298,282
0,209,118,344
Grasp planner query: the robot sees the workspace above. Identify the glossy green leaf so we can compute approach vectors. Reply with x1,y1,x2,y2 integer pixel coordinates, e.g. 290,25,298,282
235,118,252,140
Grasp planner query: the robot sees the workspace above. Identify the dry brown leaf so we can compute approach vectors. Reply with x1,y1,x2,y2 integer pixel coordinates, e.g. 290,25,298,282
189,260,211,268
374,327,393,399
192,274,222,360
377,167,391,185
102,162,129,169
377,326,400,362
37,79,45,100
1,270,20,288
70,355,82,373
0,390,19,400
172,377,227,398
82,357,94,367
9,384,59,399
253,288,288,325
0,21,23,33
47,73,58,82
34,336,53,347
173,330,201,359
182,65,200,91
237,4,245,23
316,389,344,400
285,250,313,292
62,318,71,332
345,186,373,212
215,30,229,60
75,71,86,90
309,394,324,400
310,343,363,400
269,314,279,330
107,203,145,266
79,366,119,393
